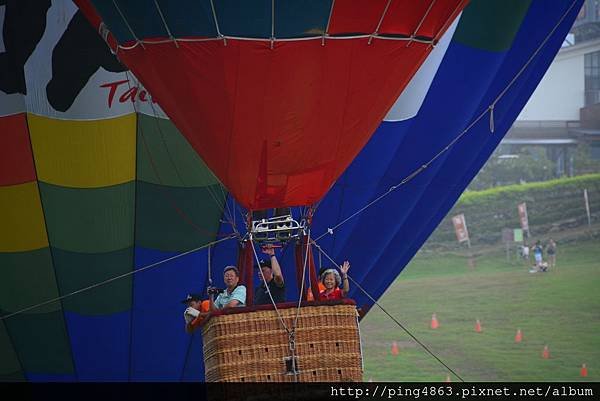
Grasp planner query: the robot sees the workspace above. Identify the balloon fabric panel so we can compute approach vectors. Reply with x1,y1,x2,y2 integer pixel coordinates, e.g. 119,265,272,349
117,38,433,209
0,114,36,186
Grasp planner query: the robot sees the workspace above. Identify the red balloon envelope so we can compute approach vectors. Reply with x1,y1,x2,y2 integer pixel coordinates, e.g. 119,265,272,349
76,0,467,210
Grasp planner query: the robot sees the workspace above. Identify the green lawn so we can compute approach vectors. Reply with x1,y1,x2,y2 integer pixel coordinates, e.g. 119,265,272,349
360,240,600,382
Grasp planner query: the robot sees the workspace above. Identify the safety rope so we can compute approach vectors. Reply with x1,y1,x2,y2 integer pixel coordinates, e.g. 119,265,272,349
111,0,144,49
310,239,466,383
248,230,311,380
250,238,292,336
290,230,312,381
322,0,336,46
153,0,178,48
0,234,238,322
207,244,213,287
316,0,579,242
209,0,226,45
270,0,275,49
406,0,436,47
369,0,393,45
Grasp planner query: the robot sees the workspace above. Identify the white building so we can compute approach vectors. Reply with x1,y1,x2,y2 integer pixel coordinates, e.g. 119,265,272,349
503,36,600,176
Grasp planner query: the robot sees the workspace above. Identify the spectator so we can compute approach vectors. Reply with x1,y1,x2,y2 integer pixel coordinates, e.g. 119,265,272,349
546,238,557,270
533,240,544,271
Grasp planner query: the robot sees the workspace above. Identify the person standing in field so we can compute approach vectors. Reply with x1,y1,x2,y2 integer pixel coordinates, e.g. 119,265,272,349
521,241,530,266
546,238,557,270
533,240,544,271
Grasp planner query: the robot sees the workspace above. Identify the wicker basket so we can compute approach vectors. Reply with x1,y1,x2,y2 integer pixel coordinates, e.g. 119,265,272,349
201,302,363,382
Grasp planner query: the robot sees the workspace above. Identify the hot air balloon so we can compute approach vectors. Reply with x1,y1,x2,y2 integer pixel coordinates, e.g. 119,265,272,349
0,0,583,383
72,0,469,382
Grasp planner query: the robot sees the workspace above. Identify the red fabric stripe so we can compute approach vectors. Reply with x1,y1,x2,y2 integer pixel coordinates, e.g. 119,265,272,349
75,0,467,209
119,39,431,209
0,113,37,186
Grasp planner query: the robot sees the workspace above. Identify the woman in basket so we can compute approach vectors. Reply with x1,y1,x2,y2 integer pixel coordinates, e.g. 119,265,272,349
318,261,350,301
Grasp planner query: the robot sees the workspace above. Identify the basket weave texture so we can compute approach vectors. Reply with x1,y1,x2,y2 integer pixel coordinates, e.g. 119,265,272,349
202,303,363,382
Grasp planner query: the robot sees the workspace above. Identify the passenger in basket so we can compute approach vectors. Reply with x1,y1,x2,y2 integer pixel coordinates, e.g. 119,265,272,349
182,293,210,333
254,244,286,305
318,261,350,301
210,265,246,310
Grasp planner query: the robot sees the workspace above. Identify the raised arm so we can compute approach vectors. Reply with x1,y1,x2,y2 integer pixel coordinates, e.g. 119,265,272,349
263,245,284,286
340,261,350,297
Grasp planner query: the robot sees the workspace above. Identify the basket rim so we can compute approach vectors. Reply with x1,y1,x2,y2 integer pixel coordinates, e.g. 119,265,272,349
193,299,356,330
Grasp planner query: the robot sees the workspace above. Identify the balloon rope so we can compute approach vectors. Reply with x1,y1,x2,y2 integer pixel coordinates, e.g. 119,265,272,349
270,0,275,49
208,0,226,45
310,239,466,383
322,0,336,46
153,0,179,48
315,0,579,242
115,34,435,52
250,238,291,335
406,0,436,47
111,0,144,49
0,234,238,322
369,0,392,45
249,233,311,381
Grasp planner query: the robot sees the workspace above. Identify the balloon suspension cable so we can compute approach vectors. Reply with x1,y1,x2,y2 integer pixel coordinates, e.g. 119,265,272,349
112,0,144,50
249,235,291,336
315,0,579,242
270,0,275,50
249,227,311,380
209,0,227,46
207,244,213,287
310,239,466,383
369,0,392,45
250,234,308,380
322,0,336,46
406,0,436,48
291,229,312,380
0,234,238,322
153,0,179,48
123,71,238,238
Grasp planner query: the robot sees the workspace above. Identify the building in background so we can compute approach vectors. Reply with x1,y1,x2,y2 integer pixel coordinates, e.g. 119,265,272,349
500,0,600,178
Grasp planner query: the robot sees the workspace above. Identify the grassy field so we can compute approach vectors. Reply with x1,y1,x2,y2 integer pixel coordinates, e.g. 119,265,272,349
360,239,600,382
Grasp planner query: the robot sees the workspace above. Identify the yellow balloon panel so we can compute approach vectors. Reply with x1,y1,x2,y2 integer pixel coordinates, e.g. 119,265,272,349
0,182,49,252
28,113,136,188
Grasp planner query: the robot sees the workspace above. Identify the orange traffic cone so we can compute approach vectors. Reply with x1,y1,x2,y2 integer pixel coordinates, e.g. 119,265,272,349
514,329,522,343
445,374,451,383
430,313,439,329
542,345,550,359
581,364,588,378
391,341,399,356
475,319,482,333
